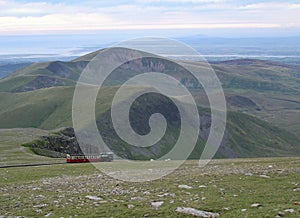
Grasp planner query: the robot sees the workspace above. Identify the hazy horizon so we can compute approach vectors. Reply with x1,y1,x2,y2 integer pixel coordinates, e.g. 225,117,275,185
1,0,300,63
1,33,300,65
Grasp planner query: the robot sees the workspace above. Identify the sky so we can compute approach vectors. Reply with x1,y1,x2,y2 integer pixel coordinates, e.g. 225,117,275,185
0,0,300,36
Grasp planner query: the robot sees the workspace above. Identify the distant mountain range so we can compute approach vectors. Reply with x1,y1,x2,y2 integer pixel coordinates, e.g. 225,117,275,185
0,50,299,159
178,36,300,64
0,63,32,79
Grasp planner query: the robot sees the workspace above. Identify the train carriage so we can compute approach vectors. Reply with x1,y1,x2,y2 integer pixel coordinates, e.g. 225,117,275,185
66,152,113,163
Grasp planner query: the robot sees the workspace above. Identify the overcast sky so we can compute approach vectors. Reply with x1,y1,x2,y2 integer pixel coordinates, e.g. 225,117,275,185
0,0,300,35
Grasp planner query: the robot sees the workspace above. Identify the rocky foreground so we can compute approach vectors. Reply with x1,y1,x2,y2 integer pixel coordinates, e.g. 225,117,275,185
0,157,300,217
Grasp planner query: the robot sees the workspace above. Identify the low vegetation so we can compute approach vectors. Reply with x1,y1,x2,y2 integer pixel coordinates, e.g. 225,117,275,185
0,157,299,217
0,129,64,166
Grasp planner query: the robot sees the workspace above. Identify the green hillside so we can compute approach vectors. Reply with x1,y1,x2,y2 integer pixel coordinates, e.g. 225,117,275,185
0,53,299,136
0,61,87,92
0,85,298,159
96,92,300,159
0,87,74,129
0,50,299,159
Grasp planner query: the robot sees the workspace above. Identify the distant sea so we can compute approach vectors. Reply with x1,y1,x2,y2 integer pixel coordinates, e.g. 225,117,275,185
1,34,300,65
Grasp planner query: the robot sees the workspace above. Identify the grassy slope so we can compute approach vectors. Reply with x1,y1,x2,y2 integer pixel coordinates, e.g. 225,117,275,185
0,61,86,92
0,56,299,159
211,60,300,136
1,56,299,217
0,157,299,217
0,86,298,160
1,56,299,136
0,87,74,129
0,128,64,166
225,112,300,157
0,86,152,130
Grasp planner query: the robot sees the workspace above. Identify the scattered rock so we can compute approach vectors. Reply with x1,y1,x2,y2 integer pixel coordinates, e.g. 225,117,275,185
32,187,41,191
45,212,54,217
143,191,150,195
151,201,164,210
199,185,207,188
284,209,295,213
293,188,300,192
131,197,144,201
36,195,45,200
169,193,176,198
294,201,300,205
259,175,270,179
241,209,247,212
178,185,193,189
157,193,169,197
277,211,285,217
251,203,262,208
277,169,285,174
219,188,225,195
128,204,135,209
245,173,253,176
85,195,103,201
33,204,48,209
175,207,219,217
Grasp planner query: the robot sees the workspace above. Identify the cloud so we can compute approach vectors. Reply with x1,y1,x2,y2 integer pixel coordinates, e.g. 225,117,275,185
239,2,300,10
138,0,225,3
0,13,116,33
0,0,88,16
0,15,279,33
0,0,299,34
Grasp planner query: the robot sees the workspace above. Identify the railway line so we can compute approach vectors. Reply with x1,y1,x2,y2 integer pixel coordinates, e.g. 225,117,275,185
0,162,67,169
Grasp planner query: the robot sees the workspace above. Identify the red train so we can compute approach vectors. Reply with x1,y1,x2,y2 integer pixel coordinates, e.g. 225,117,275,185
66,152,113,163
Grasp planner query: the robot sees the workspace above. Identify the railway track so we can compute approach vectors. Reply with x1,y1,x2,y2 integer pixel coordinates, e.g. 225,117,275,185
0,162,67,169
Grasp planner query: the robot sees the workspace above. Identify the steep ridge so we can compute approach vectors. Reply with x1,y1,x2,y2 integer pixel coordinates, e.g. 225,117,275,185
0,60,88,92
